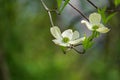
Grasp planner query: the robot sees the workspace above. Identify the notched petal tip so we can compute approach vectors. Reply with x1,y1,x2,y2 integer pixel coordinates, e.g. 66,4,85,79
89,12,101,24
50,26,62,39
72,31,80,40
81,20,87,23
97,27,110,33
81,20,93,30
96,24,110,33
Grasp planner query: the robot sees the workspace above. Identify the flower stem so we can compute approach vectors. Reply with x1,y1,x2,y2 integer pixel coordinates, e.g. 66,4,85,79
89,31,98,41
40,0,54,27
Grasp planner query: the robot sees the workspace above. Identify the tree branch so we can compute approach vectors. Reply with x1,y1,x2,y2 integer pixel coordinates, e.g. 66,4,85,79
40,0,55,27
67,2,89,21
87,0,98,9
73,48,85,54
87,0,120,13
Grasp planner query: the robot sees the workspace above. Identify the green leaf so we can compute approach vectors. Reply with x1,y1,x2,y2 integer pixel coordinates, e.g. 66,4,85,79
105,12,117,24
83,37,93,50
114,0,120,6
98,7,107,24
57,0,62,10
59,0,70,14
82,31,99,50
98,7,116,24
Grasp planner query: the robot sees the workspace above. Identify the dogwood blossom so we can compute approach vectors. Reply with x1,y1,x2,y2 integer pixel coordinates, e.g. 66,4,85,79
50,26,85,47
81,13,110,33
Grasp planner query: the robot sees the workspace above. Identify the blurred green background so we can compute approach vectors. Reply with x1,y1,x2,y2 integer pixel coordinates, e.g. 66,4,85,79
0,0,120,80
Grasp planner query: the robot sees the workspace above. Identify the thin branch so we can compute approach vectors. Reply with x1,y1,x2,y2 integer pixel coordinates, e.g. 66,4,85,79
73,48,85,54
87,0,98,9
74,43,82,47
66,1,89,21
40,0,54,27
87,0,120,13
67,45,85,54
106,9,120,13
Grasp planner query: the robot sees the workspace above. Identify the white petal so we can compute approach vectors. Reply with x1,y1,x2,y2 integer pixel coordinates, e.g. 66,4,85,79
72,31,79,40
50,26,62,39
69,37,85,45
81,20,93,30
89,13,101,24
52,39,70,47
61,29,73,40
96,24,110,33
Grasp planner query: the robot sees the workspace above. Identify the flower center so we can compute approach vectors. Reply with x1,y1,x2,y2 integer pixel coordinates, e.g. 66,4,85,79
92,25,99,30
62,37,70,43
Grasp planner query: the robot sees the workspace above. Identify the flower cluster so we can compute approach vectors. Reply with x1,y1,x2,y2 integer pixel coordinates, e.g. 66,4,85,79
50,12,110,53
40,0,111,54
50,26,85,47
81,13,110,33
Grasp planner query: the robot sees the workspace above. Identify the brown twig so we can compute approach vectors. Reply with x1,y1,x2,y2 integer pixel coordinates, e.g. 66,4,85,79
87,0,120,13
87,0,98,9
40,0,55,27
67,2,89,21
73,48,85,54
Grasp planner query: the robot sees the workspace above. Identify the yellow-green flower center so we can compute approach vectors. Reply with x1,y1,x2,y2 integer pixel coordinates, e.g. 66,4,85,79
62,37,70,43
93,25,99,30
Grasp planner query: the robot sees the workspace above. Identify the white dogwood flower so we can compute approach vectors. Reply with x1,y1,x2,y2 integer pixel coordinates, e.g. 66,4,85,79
81,13,110,33
50,26,85,47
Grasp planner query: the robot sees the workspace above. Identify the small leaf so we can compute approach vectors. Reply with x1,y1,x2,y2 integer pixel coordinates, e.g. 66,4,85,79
59,0,70,14
105,13,117,24
114,0,120,6
83,37,93,50
98,7,107,24
57,0,62,10
98,7,116,24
